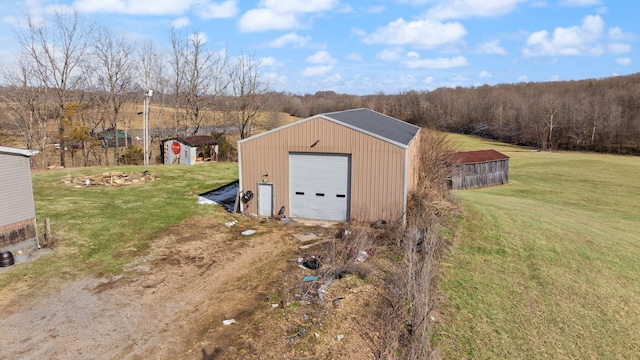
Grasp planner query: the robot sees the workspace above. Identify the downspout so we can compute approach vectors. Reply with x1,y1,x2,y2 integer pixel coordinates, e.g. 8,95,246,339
402,148,408,225
237,141,243,214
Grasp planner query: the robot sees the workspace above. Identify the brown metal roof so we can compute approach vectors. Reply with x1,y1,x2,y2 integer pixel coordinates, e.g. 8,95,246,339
451,149,509,165
173,136,218,146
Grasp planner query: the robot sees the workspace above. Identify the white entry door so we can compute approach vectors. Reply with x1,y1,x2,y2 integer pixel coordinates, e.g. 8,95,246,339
257,182,274,216
289,153,350,221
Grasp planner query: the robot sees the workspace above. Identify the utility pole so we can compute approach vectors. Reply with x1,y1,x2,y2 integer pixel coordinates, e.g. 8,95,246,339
143,89,153,166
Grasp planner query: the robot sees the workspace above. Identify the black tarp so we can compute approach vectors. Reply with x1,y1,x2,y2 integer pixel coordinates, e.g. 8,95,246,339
199,180,238,212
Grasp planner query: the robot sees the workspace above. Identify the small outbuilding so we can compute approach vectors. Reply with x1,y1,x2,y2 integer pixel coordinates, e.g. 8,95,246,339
0,146,39,253
450,149,509,190
161,136,219,165
237,108,421,222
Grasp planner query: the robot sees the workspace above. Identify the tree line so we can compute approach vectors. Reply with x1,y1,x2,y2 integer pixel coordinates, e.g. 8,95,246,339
0,11,268,169
268,73,640,155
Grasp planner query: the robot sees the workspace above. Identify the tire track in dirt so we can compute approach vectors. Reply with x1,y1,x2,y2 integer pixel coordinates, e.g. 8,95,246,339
0,220,298,360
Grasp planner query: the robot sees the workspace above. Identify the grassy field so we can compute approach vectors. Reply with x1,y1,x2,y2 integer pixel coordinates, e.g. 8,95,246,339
434,134,640,358
0,162,238,289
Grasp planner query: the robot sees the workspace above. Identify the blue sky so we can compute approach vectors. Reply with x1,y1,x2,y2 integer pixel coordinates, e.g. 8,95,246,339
0,0,637,95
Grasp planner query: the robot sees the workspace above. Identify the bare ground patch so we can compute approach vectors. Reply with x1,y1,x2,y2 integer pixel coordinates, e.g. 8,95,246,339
0,216,301,360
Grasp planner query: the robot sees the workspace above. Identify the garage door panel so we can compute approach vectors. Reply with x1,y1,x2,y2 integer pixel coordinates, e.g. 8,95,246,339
289,153,350,221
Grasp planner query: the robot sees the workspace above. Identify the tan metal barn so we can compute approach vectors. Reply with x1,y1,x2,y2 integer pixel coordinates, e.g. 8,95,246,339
0,146,39,253
237,108,421,222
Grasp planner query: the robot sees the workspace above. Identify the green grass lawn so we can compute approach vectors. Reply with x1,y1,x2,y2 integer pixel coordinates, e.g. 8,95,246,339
0,162,238,288
435,134,640,359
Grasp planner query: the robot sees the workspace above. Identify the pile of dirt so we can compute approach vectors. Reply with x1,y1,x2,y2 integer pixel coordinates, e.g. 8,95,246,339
60,171,157,187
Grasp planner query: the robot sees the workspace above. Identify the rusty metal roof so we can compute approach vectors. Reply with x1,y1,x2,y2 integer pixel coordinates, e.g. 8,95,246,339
172,136,218,146
451,149,509,165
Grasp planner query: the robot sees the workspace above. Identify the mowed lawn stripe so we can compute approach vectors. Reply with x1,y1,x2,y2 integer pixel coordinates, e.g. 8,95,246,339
435,135,640,359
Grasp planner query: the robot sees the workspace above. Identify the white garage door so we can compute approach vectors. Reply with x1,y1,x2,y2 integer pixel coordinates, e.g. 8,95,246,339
289,153,350,221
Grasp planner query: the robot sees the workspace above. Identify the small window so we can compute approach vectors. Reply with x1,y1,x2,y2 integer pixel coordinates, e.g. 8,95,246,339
336,194,346,198
315,193,325,197
295,192,304,195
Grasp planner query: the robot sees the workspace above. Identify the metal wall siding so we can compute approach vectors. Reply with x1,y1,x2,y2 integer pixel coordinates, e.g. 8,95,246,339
240,118,408,221
0,154,37,227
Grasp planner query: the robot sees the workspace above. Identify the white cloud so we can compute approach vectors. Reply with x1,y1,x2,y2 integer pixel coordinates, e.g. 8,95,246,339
200,1,239,19
71,0,238,17
425,0,525,20
347,52,362,61
259,0,338,14
239,0,338,32
189,31,208,44
609,43,631,54
479,70,492,78
559,0,601,6
376,47,404,61
73,0,183,15
307,50,336,64
615,58,631,66
267,32,311,48
477,40,507,55
263,71,288,86
423,76,434,85
239,9,298,32
367,5,386,13
171,17,190,29
523,15,605,57
363,18,466,49
403,55,469,69
302,64,333,76
608,27,634,42
407,51,420,59
518,75,528,82
351,28,366,37
260,56,279,66
301,49,337,77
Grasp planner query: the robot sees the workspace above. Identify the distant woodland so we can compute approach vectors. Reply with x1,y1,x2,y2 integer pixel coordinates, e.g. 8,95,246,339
1,12,640,170
272,73,640,155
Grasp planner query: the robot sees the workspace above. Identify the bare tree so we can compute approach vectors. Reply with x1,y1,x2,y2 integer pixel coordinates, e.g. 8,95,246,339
226,52,268,139
169,29,228,136
93,26,135,164
1,56,56,169
137,40,168,139
18,10,94,168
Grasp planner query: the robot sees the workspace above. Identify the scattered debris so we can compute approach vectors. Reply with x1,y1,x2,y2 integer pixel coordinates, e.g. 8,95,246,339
334,229,351,239
292,233,321,243
356,250,369,262
331,297,344,307
371,219,388,229
303,276,319,282
61,172,157,187
336,334,345,341
241,229,256,236
225,220,238,227
222,319,236,325
299,239,331,250
302,257,322,270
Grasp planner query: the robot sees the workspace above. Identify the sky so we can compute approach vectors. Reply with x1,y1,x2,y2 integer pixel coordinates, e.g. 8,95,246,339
0,0,637,95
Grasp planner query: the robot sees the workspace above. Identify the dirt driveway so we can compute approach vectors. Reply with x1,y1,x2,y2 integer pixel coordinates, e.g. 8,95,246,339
0,215,307,360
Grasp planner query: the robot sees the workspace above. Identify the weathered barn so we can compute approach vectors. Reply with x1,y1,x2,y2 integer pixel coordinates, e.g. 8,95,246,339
450,149,509,190
237,108,421,222
0,146,39,252
161,136,219,165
